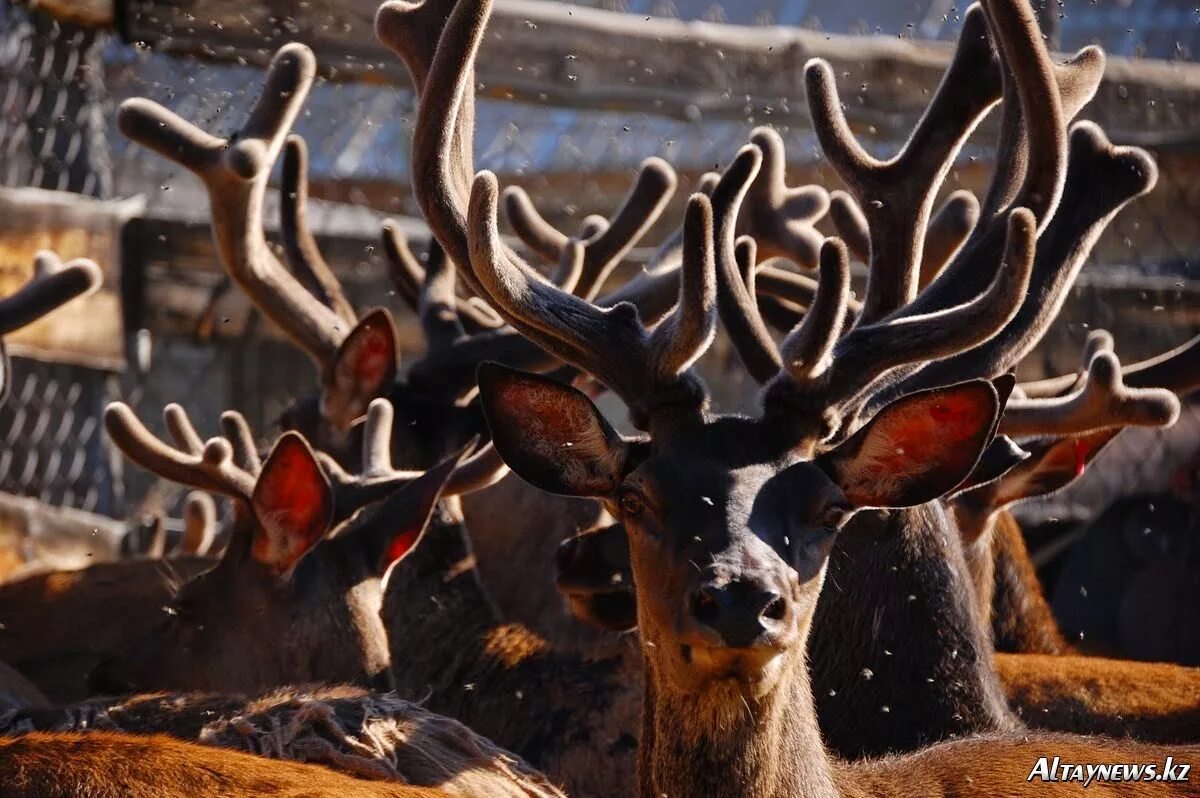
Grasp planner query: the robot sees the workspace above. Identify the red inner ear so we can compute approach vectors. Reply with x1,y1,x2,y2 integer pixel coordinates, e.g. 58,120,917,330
351,328,393,387
384,527,423,568
864,391,995,476
253,437,332,573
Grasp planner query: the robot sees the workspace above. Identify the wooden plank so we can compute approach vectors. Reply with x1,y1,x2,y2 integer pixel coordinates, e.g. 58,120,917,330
0,188,142,371
112,0,1200,146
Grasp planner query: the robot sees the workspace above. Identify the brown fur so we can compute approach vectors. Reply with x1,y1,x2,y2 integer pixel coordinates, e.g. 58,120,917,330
0,731,447,797
998,653,1200,744
0,686,564,797
384,503,641,798
0,557,213,701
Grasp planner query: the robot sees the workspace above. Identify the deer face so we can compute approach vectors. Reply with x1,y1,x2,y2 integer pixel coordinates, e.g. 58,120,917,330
481,365,1002,697
89,434,459,696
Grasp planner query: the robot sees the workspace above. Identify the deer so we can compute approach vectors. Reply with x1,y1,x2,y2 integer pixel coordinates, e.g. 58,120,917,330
0,730,477,797
84,400,487,695
1,686,566,797
114,42,712,648
0,491,219,703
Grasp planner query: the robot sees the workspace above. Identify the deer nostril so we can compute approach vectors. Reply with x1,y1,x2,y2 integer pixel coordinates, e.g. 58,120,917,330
690,587,721,626
761,594,787,622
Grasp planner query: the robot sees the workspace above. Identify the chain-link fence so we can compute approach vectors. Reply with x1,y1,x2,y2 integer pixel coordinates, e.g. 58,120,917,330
0,0,1198,554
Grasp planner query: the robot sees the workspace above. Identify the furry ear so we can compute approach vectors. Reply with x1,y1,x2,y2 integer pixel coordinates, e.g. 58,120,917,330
252,433,333,574
953,435,1030,497
821,381,1001,508
477,362,631,497
321,309,398,431
356,441,473,573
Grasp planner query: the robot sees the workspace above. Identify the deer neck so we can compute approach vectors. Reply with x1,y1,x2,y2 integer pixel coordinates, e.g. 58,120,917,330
383,498,502,698
809,503,1018,759
640,643,838,798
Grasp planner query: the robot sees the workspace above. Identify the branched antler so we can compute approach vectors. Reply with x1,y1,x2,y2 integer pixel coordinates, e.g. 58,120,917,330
804,4,1001,324
118,45,348,369
381,223,503,335
105,403,257,501
503,157,677,300
737,128,828,269
468,169,717,429
1000,350,1180,438
280,135,357,327
318,398,506,521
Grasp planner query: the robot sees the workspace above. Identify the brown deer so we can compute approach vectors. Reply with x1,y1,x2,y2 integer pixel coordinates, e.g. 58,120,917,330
0,492,219,703
0,731,463,797
1,686,566,797
86,401,476,694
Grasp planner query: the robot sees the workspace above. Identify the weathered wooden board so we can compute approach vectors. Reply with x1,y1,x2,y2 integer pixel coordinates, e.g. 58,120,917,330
0,188,143,371
108,0,1200,147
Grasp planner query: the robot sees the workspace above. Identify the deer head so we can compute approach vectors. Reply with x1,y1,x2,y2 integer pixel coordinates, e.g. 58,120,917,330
90,402,473,694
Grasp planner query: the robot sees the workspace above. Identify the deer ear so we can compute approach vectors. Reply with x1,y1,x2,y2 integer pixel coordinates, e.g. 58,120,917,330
252,433,333,574
820,381,1000,508
477,362,630,497
321,309,398,431
990,428,1121,507
359,442,470,573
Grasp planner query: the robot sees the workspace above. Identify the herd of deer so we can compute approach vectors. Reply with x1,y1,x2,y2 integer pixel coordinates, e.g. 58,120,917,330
0,0,1199,795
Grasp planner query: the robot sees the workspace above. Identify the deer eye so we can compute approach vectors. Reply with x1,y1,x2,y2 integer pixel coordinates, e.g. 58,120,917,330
618,489,645,518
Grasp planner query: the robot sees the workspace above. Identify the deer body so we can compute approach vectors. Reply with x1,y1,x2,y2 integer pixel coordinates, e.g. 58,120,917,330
0,685,566,797
0,731,451,798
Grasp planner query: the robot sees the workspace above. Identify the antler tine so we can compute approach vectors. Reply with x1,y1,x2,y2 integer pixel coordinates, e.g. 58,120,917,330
220,410,262,476
503,158,678,302
382,0,490,300
419,238,468,351
919,191,980,289
550,239,586,295
977,0,1067,229
181,491,218,556
468,170,715,426
803,4,1001,324
382,220,423,311
362,399,400,479
280,135,357,327
741,127,829,268
1000,351,1181,438
778,239,851,382
899,123,1157,393
828,189,978,290
828,191,870,263
381,223,503,334
503,185,570,263
118,45,347,368
0,252,102,336
105,403,256,500
164,404,205,456
768,207,1035,423
1017,329,1112,399
712,145,782,384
